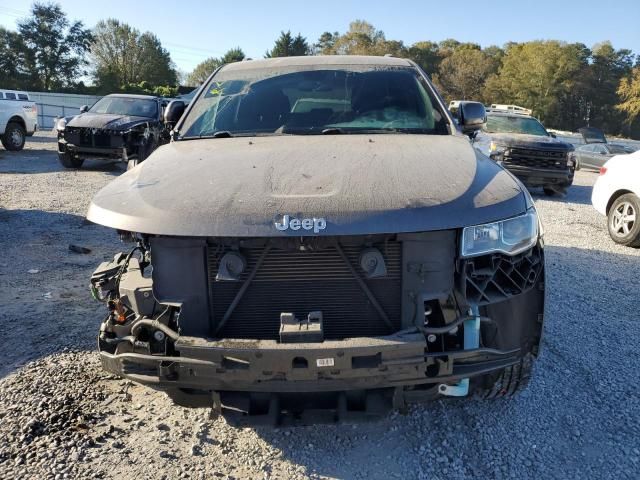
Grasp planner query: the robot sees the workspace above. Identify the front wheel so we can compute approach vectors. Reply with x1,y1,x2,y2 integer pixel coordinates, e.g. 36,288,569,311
474,354,534,399
574,157,581,171
607,193,640,247
1,122,26,151
133,139,157,168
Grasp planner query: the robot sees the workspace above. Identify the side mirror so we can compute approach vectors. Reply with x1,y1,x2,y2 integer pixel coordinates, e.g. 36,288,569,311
457,101,486,137
164,100,185,125
79,105,89,114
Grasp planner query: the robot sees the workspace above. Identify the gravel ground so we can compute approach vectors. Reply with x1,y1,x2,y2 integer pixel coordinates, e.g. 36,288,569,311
1,132,639,480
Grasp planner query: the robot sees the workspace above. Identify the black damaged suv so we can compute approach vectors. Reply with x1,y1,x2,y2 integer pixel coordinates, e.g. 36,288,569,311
56,94,180,170
87,56,545,425
473,109,574,195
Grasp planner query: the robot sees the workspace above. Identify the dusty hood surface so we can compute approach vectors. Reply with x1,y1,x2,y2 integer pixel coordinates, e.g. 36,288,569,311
483,133,574,151
67,113,154,131
87,135,526,236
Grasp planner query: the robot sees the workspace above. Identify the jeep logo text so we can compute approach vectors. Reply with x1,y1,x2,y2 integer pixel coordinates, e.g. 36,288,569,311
275,215,326,233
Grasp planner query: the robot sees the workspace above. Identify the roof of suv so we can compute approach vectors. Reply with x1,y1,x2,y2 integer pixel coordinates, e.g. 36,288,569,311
220,55,414,72
486,110,534,119
104,93,160,100
487,110,539,121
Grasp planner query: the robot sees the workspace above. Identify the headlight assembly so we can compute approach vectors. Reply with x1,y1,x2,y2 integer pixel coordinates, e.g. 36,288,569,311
489,141,505,154
461,210,539,258
489,141,506,160
55,117,67,131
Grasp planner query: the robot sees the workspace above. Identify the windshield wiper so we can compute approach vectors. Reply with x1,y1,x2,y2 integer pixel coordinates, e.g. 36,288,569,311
321,128,343,135
193,131,234,139
205,130,233,138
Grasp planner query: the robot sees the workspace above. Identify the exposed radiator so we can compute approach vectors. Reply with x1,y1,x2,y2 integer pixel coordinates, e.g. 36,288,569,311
207,240,402,340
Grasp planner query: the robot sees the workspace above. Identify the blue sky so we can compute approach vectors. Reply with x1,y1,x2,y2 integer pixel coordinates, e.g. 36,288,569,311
1,0,638,74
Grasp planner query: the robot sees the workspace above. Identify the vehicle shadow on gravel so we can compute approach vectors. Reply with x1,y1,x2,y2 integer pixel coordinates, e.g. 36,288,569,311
0,151,125,175
0,209,120,379
531,184,593,205
25,134,58,144
80,160,126,174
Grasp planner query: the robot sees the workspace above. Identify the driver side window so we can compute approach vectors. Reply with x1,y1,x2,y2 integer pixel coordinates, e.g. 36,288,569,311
594,145,606,154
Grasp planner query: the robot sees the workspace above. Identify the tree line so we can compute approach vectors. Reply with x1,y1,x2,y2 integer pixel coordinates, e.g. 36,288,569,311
1,5,639,138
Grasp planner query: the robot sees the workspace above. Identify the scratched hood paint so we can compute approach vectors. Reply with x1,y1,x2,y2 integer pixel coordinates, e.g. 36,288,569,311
87,134,527,236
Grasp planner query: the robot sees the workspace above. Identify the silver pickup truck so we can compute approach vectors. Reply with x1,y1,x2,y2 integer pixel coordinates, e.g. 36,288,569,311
0,89,38,151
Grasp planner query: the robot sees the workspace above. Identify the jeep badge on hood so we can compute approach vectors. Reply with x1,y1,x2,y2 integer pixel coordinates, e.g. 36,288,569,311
275,215,327,233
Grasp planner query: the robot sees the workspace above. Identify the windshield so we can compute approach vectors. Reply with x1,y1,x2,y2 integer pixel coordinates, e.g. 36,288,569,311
89,97,158,118
484,115,549,136
179,65,449,138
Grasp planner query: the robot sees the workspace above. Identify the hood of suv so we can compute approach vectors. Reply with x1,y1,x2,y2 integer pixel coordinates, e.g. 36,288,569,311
67,113,155,131
87,134,527,236
484,132,573,151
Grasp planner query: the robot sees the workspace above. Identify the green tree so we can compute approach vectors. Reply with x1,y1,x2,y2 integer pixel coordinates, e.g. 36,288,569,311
617,67,640,123
0,28,29,89
186,47,245,86
138,33,177,86
315,31,339,54
406,41,441,76
220,47,246,64
484,41,587,127
266,31,310,57
17,2,92,90
483,45,505,67
552,42,592,131
432,47,498,102
586,42,634,133
318,21,406,57
186,58,221,86
437,39,462,56
91,19,177,91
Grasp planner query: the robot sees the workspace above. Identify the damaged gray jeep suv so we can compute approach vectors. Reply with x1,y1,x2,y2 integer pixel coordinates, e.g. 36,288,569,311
88,56,545,425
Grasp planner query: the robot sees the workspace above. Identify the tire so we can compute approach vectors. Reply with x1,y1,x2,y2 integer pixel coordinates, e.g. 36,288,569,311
58,151,84,169
574,157,581,171
1,122,26,151
474,353,534,399
607,193,640,247
127,142,154,171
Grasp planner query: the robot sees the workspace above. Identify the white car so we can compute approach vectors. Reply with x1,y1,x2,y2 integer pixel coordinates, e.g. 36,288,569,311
0,89,38,151
592,150,640,246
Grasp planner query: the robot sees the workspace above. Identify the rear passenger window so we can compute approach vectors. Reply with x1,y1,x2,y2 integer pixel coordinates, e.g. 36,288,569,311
5,92,16,100
18,94,28,100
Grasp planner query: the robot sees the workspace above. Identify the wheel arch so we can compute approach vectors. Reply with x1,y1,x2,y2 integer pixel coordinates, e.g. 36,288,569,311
606,189,634,214
7,116,26,130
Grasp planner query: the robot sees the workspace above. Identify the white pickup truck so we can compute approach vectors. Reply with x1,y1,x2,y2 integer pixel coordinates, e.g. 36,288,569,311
0,89,38,151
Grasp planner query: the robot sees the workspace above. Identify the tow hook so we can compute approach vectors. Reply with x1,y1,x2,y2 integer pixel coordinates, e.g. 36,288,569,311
438,305,481,397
